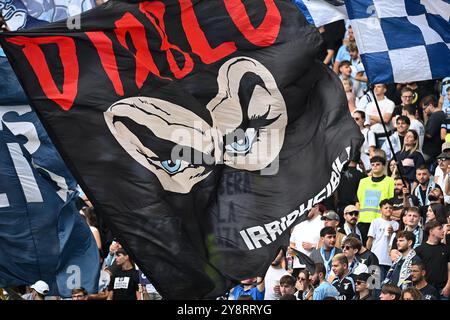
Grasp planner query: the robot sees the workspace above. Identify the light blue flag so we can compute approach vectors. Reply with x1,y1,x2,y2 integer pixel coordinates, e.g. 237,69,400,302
0,106,100,297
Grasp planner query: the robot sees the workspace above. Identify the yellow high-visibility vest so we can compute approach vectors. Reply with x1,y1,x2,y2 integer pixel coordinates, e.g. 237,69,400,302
357,176,394,223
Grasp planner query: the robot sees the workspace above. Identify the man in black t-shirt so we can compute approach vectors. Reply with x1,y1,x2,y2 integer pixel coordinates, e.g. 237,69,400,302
422,95,446,163
331,254,356,300
344,233,379,269
415,221,450,299
411,262,440,300
107,248,141,300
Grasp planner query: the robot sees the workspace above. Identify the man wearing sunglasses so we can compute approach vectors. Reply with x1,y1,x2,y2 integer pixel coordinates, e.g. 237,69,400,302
339,205,363,241
341,237,368,276
354,273,374,300
392,87,416,125
434,152,450,205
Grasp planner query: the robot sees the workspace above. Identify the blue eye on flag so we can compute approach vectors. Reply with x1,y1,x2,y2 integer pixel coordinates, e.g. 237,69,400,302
225,129,258,155
161,159,182,173
156,158,192,175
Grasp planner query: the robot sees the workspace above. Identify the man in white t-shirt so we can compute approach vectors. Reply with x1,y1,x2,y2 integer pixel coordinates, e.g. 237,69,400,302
367,84,396,147
437,143,450,202
366,199,399,282
433,152,450,205
290,204,325,268
264,248,289,300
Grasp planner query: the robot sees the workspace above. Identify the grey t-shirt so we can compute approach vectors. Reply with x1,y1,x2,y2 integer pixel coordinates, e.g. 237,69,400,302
310,247,342,264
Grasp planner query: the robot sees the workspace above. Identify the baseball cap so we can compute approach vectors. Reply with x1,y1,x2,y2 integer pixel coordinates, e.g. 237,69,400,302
355,273,371,282
31,280,49,295
442,142,450,152
321,210,340,222
436,152,450,160
344,205,359,214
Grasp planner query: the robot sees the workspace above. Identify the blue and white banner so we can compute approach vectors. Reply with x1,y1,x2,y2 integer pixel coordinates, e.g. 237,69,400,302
346,0,450,84
0,0,96,103
292,0,348,27
0,105,99,297
0,56,28,105
0,0,47,32
292,0,450,84
0,0,95,31
0,105,77,191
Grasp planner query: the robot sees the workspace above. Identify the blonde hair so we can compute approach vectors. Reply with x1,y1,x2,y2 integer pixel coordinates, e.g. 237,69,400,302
332,253,348,267
401,129,419,154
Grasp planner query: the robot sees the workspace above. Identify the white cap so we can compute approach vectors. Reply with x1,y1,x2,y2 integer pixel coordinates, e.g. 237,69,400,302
30,280,49,295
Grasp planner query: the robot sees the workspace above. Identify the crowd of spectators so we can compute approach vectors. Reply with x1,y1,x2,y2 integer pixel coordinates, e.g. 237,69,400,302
227,20,450,301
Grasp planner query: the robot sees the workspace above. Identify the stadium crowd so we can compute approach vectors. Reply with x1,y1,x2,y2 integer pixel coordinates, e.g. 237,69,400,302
226,21,450,301
0,12,449,301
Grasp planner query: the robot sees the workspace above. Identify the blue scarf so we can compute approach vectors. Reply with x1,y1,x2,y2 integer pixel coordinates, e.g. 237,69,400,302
413,179,435,207
409,226,423,249
320,246,335,278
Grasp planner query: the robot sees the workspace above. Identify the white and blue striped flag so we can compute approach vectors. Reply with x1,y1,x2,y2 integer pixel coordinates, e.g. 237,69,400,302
293,0,450,84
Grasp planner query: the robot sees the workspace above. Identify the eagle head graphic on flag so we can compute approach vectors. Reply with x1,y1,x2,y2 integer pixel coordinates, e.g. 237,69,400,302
0,0,363,299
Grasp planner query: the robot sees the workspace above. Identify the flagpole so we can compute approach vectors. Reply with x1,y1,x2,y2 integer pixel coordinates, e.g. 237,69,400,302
369,85,409,188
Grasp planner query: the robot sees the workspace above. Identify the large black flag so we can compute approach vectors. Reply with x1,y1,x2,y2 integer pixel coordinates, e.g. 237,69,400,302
0,0,363,299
